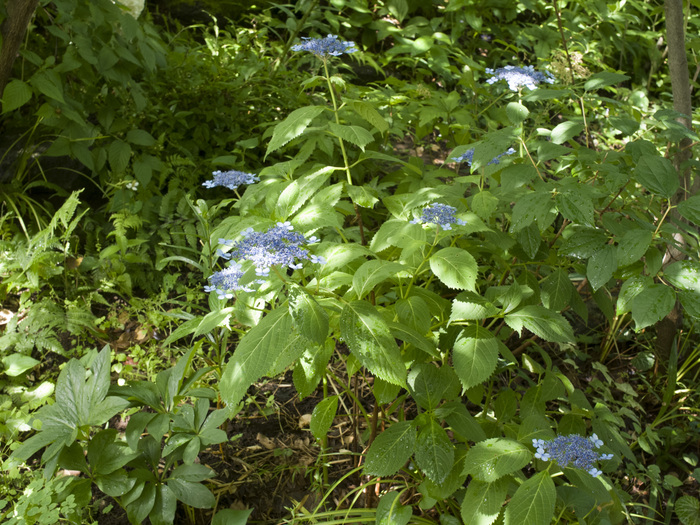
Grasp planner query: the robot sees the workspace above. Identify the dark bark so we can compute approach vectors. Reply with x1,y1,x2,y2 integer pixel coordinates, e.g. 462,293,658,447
0,0,39,99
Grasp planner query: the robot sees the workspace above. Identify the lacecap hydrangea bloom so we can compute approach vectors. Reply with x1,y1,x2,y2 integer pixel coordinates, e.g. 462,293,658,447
411,203,466,230
203,170,259,191
485,65,555,91
291,34,358,57
205,222,325,298
533,434,614,477
452,147,516,167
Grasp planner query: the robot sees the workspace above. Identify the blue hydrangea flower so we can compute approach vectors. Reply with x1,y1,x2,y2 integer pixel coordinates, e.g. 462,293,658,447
203,170,259,191
291,34,358,57
532,434,613,477
485,65,555,91
411,203,466,230
451,147,516,166
205,263,255,299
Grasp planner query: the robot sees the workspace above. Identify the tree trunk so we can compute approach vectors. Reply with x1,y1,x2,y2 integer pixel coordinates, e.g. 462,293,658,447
0,0,39,99
656,0,694,365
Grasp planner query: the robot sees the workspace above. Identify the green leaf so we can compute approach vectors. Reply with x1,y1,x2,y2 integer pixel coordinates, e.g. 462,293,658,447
407,363,460,411
677,195,700,226
503,471,556,525
348,100,389,133
2,354,40,376
328,122,375,151
461,478,509,525
634,155,679,199
1,79,33,113
551,121,584,145
555,191,594,226
510,192,553,232
395,296,431,334
364,421,416,476
31,69,65,103
516,222,541,259
630,284,675,330
170,464,216,482
452,325,499,390
559,226,607,259
193,308,233,338
212,509,254,525
617,275,652,315
587,245,617,291
443,401,487,442
276,166,334,219
310,395,338,441
540,270,574,312
292,203,342,231
339,301,406,386
288,287,329,345
377,491,412,525
127,483,156,524
506,102,529,124
584,71,630,91
108,139,132,174
220,308,291,408
675,495,700,525
430,247,478,290
346,184,379,208
414,418,455,483
665,261,700,292
149,485,177,525
265,105,326,158
617,229,653,267
463,438,532,482
126,129,156,146
166,479,216,509
505,305,575,343
450,291,500,322
351,260,406,300
471,190,499,220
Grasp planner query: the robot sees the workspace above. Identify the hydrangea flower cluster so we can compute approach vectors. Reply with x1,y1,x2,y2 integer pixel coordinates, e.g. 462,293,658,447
485,65,555,91
411,203,466,230
203,170,260,191
205,222,325,298
291,35,358,57
533,434,614,477
451,147,516,167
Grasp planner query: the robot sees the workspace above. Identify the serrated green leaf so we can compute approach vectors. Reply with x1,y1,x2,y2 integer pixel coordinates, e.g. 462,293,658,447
453,325,499,390
348,100,389,133
516,222,541,259
450,291,500,322
510,192,553,232
395,296,431,334
31,69,64,103
339,301,406,386
430,247,478,290
407,363,460,411
289,286,329,345
364,421,416,476
328,122,374,150
559,226,607,259
126,129,156,146
540,270,574,311
504,472,556,525
506,102,529,124
505,305,575,343
351,260,405,300
1,79,33,113
471,190,499,220
617,275,652,315
461,478,509,525
630,284,675,330
678,195,700,226
414,418,454,483
265,105,326,158
634,155,679,199
587,245,617,291
555,191,594,226
310,395,338,441
617,229,653,267
551,121,584,145
675,495,700,525
109,139,132,174
463,438,532,482
276,166,334,219
347,184,379,208
220,308,291,408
